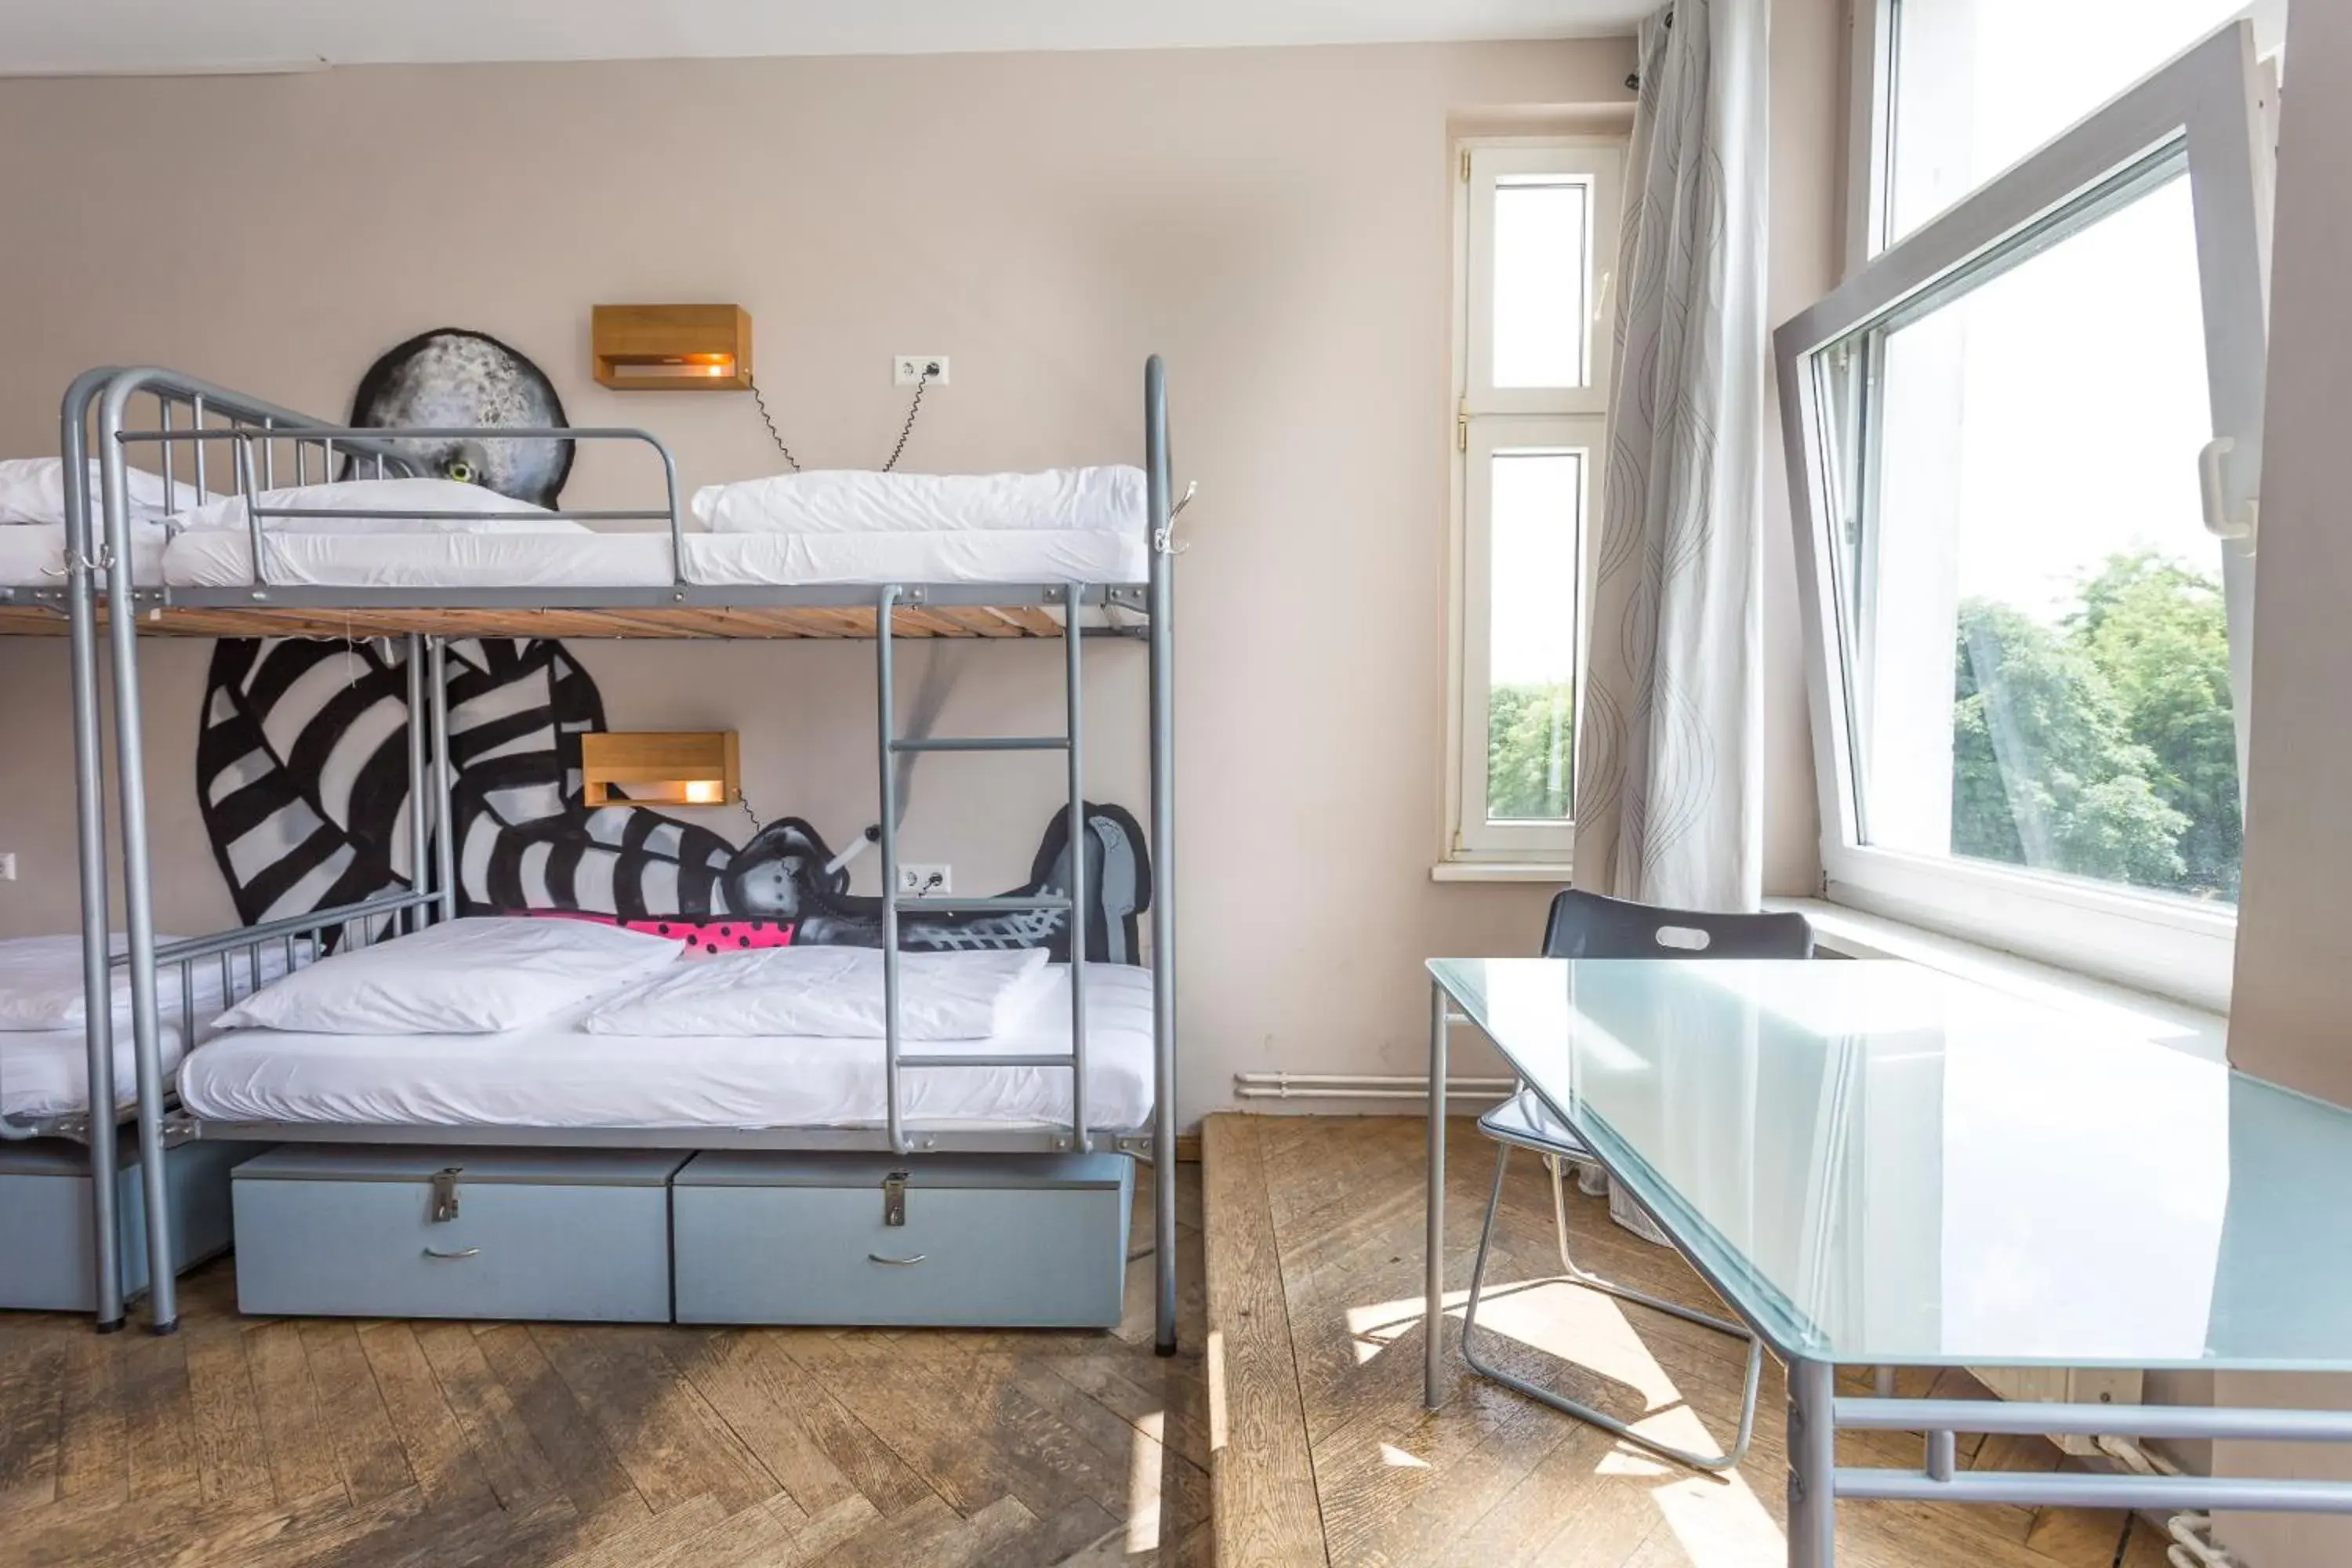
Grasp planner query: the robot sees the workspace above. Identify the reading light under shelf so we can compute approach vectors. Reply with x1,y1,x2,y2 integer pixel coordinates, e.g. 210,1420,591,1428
591,304,753,391
580,731,740,808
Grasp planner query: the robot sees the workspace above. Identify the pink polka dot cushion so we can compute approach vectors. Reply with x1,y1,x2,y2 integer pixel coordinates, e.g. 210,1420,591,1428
508,910,797,957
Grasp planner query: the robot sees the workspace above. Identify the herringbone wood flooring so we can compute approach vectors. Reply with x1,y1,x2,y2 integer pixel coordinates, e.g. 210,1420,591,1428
0,1165,1208,1568
1205,1113,2180,1568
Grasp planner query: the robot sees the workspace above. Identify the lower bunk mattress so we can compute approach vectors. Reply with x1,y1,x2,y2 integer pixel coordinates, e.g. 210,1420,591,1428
2,1022,192,1125
177,962,1156,1134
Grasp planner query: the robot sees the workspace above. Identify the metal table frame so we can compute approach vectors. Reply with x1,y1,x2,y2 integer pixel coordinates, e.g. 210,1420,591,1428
1422,969,2352,1567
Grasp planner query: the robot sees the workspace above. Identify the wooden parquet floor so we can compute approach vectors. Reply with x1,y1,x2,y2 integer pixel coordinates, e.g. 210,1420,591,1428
1204,1113,2181,1568
0,1164,1208,1568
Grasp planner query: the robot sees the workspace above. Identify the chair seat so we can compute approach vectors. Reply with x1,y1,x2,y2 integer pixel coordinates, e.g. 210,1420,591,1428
1478,1088,1593,1160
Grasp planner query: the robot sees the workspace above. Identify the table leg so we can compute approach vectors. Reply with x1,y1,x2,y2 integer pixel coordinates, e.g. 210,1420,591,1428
1425,978,1449,1412
1788,1358,1836,1566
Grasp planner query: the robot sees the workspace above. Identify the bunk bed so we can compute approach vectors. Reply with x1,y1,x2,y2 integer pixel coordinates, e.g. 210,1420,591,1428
57,358,1182,1348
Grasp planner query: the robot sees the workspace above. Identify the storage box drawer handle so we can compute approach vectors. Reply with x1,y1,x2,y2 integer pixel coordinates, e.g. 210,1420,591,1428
868,1253,927,1267
423,1246,482,1261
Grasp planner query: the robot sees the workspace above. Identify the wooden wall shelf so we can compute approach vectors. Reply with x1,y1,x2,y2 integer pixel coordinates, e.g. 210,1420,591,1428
592,305,753,391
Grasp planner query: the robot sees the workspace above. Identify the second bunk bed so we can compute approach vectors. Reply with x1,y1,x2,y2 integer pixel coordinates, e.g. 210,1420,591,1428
55,358,1184,1348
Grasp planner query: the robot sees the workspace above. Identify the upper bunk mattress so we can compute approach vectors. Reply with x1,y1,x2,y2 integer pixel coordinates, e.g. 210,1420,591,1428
162,527,1149,590
0,521,171,587
176,962,1155,1133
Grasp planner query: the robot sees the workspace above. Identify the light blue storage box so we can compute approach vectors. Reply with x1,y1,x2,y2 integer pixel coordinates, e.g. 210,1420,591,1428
0,1137,252,1315
231,1145,685,1322
672,1151,1134,1328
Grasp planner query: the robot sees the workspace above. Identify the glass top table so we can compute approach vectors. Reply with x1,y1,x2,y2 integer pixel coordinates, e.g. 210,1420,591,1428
1428,956,2352,1373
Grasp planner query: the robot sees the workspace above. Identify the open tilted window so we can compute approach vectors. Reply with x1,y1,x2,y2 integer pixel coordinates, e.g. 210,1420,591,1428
1780,20,2274,1007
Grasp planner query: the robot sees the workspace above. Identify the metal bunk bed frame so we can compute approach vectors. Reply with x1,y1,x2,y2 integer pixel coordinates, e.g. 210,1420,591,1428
61,357,1182,1350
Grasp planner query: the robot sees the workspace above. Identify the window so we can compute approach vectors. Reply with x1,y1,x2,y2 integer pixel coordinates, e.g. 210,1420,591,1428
1857,0,2287,252
1446,141,1624,866
1784,23,2273,1007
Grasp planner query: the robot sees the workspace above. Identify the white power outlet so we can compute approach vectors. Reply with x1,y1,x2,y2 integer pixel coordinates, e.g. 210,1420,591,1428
0,853,14,882
894,355,950,387
897,863,952,897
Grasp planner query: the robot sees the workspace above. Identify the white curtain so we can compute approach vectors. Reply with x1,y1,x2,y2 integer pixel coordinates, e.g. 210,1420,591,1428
1571,0,1769,912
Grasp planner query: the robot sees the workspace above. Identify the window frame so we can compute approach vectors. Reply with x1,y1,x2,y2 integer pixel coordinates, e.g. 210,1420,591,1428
1780,21,2274,1010
1445,136,1627,866
1844,0,2290,270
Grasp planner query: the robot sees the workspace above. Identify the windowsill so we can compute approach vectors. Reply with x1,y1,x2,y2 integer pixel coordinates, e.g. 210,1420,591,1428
1431,861,1576,885
1765,895,2228,1064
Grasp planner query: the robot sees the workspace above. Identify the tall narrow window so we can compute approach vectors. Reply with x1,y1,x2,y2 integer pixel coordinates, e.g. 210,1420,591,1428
1448,142,1624,866
1784,22,2272,1006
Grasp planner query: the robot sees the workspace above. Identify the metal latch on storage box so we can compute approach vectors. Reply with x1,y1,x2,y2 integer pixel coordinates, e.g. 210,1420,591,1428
430,1167,463,1223
883,1169,910,1227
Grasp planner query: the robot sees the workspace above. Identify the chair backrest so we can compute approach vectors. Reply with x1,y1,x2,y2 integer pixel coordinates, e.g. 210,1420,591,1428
1540,888,1814,960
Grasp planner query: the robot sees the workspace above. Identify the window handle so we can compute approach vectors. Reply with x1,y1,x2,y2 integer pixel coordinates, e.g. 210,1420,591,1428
2199,437,2258,547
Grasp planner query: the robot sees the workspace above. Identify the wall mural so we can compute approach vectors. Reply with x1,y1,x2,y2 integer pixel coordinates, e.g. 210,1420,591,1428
193,328,1152,964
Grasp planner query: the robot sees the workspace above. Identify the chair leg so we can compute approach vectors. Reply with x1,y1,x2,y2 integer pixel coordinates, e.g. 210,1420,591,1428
1464,1142,1765,1475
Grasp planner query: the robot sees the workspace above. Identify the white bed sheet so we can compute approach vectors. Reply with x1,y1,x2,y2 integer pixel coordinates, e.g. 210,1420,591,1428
2,1022,191,1123
176,962,1156,1133
163,526,1147,590
0,521,171,586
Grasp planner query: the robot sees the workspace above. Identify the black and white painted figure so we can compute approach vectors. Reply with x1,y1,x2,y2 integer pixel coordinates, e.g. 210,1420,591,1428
196,636,1152,961
723,807,1151,964
343,328,573,506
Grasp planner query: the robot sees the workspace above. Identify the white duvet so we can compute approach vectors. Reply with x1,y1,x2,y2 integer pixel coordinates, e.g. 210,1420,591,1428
692,466,1145,536
0,457,209,527
2,1022,193,1123
0,932,291,1031
586,946,1054,1040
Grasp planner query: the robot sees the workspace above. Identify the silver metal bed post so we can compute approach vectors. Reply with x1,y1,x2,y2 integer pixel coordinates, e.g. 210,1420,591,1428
1064,583,1090,1153
1145,354,1178,1356
96,373,178,1334
405,633,430,931
62,368,126,1330
875,586,906,1155
427,637,458,922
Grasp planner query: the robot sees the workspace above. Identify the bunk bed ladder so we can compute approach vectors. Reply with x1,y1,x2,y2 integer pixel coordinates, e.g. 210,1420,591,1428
873,583,1092,1160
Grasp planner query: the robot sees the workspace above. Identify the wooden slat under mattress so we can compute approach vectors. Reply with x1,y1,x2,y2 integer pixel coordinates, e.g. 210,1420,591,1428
0,604,1098,640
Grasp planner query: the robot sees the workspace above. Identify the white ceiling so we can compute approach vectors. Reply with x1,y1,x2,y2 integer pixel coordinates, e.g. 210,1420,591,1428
0,0,1647,76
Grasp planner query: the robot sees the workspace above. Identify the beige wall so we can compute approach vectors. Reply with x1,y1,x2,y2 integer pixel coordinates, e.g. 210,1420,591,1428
0,30,1836,1126
2216,1,2352,1560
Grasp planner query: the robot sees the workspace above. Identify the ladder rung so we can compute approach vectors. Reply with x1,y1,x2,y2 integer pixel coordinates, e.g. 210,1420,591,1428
898,1053,1076,1069
888,895,1073,913
888,736,1071,753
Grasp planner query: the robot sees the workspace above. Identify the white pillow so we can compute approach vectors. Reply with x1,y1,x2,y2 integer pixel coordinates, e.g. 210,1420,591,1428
691,466,1144,536
212,916,682,1035
584,946,1054,1040
0,457,209,527
170,478,586,535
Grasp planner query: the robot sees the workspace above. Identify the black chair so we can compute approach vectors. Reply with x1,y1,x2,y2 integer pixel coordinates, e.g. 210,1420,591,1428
1459,889,1814,1472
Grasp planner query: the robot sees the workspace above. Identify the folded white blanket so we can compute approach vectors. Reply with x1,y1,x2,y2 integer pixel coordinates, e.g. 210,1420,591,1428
584,946,1054,1040
0,932,291,1032
0,457,209,527
692,466,1144,536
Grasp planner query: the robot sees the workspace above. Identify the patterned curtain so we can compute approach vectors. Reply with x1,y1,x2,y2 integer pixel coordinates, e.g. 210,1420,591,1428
1571,0,1769,911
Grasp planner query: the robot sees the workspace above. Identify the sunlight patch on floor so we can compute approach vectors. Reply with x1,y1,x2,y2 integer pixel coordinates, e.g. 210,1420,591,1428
1127,1410,1165,1553
1381,1443,1432,1469
1344,1288,1476,1366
